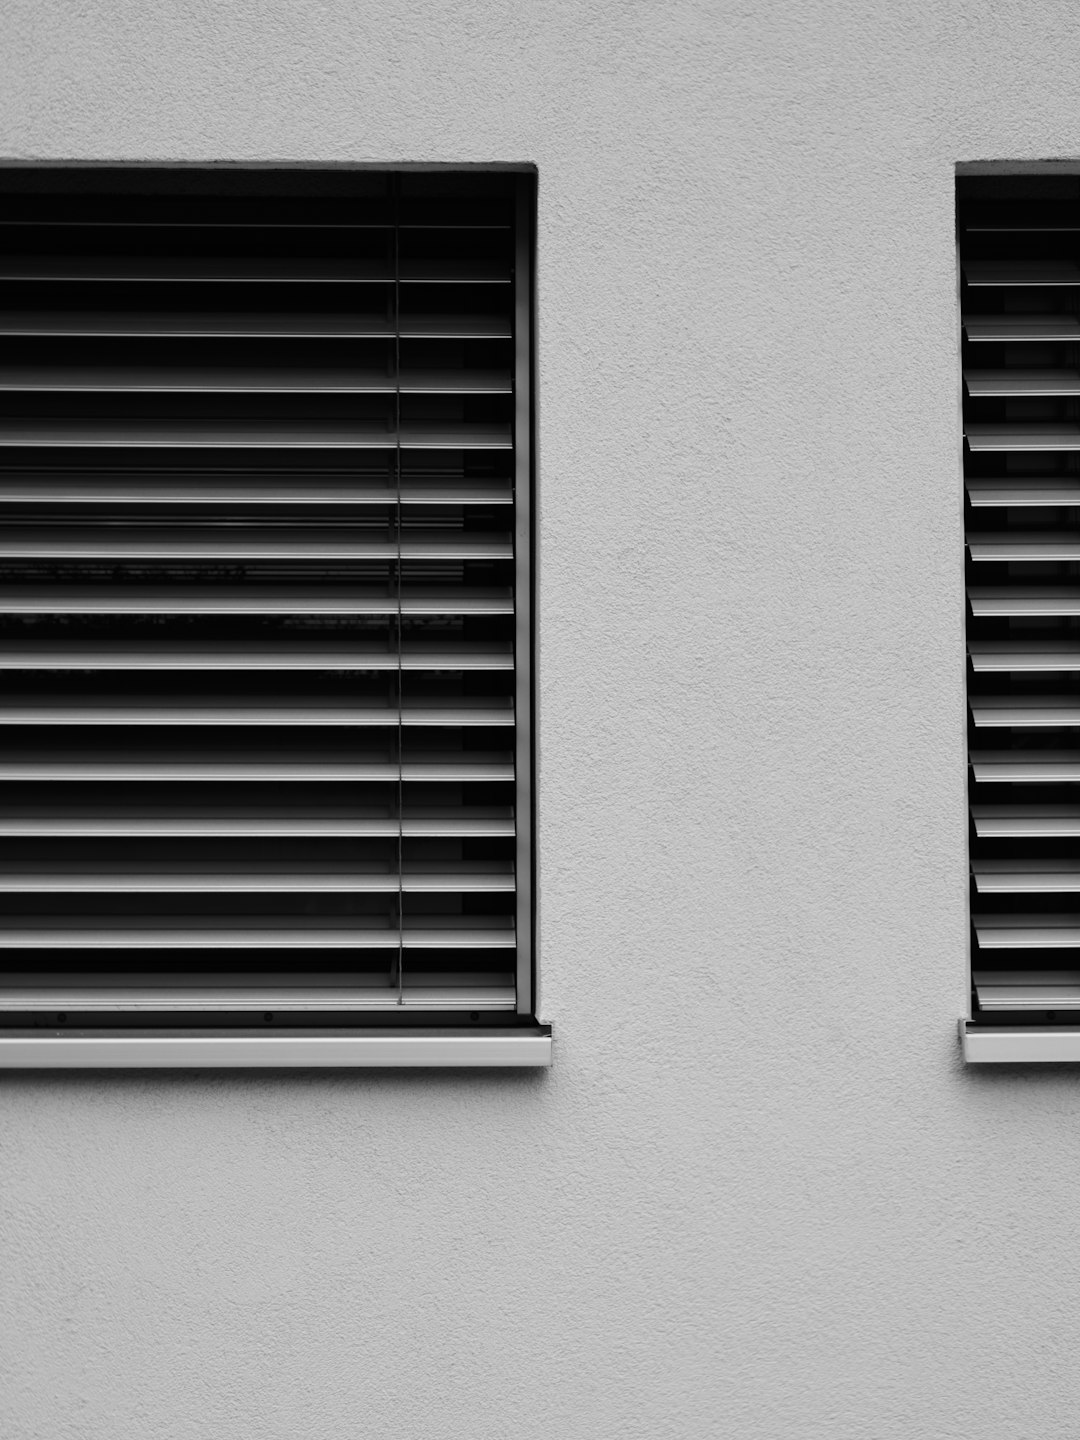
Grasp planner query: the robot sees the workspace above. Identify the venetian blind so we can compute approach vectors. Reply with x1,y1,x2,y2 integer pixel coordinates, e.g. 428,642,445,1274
0,165,535,1034
962,172,1080,1034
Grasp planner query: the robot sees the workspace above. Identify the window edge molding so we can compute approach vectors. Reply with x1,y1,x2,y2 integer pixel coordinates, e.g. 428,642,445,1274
960,1021,1080,1063
0,1025,552,1069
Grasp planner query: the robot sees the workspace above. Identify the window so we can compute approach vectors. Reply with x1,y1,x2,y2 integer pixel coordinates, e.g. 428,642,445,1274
960,168,1080,1062
0,164,549,1068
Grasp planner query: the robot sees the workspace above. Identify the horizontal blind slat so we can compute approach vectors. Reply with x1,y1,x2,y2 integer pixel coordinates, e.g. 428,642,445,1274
0,924,517,949
963,261,1080,286
0,865,516,892
0,587,514,614
0,366,513,394
974,973,1080,1010
0,979,517,1009
972,861,1080,893
0,420,513,449
0,526,513,560
0,476,514,504
964,314,1080,341
0,642,514,670
968,643,1080,671
967,478,1080,505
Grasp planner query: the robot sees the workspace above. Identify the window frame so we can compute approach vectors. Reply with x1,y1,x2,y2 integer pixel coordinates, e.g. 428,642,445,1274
959,160,1080,1064
0,161,550,1069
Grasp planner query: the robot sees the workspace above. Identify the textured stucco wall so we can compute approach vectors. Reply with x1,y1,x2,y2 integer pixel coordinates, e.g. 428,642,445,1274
2,2,1080,1436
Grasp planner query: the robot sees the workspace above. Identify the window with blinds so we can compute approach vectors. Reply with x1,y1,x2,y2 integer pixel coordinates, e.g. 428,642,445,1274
0,164,549,1068
960,169,1080,1062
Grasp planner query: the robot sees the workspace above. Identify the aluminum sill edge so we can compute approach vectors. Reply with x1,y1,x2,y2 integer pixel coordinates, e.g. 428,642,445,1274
961,1020,1080,1063
0,1026,553,1069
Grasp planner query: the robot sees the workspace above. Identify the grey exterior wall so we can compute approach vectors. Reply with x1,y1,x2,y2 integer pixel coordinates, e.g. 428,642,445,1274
1,2,1078,1436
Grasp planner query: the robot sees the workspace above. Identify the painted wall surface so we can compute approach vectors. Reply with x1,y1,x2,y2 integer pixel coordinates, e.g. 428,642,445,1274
3,2,1080,1436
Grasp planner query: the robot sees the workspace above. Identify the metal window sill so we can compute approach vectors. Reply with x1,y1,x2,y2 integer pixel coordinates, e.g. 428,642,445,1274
961,1021,1080,1063
0,1026,552,1069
